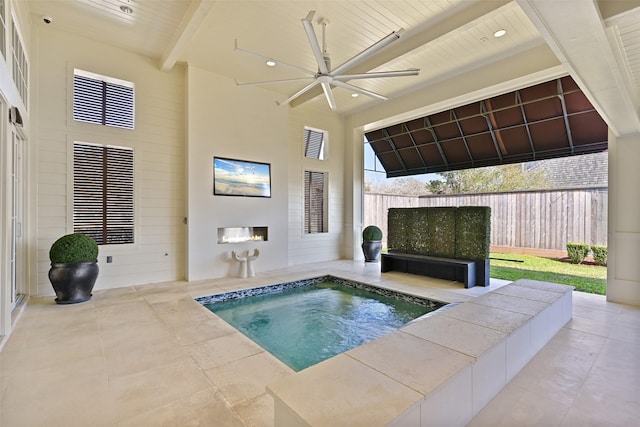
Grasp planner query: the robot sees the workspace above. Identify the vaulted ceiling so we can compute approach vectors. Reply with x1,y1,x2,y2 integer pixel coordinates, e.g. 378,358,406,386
24,1,640,173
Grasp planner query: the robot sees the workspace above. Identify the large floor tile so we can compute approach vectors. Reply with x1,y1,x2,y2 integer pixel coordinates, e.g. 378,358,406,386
204,352,293,407
170,316,238,346
469,380,571,427
109,358,213,421
569,363,640,427
508,337,599,407
118,388,245,427
1,261,638,426
2,368,117,427
184,332,265,370
233,393,277,427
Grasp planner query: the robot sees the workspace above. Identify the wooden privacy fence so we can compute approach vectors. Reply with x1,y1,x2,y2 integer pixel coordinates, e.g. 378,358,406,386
364,187,608,254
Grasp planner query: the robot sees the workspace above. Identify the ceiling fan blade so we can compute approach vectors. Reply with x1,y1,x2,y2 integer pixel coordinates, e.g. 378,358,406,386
277,80,321,107
331,29,404,76
235,39,316,77
333,69,420,81
320,82,337,111
235,77,314,86
302,10,329,74
331,80,388,101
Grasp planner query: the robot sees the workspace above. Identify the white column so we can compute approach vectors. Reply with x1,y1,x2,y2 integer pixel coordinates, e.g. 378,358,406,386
344,121,365,261
607,129,640,305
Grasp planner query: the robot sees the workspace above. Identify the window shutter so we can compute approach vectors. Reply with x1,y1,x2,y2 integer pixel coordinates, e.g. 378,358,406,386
106,146,134,243
304,129,325,159
73,144,105,243
73,75,104,126
106,82,134,129
73,143,134,245
73,69,134,129
304,171,326,233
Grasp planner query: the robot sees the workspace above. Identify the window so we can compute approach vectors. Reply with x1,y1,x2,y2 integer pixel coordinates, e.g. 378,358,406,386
73,69,135,129
73,142,134,245
11,22,27,109
304,127,327,160
0,1,6,59
304,171,327,234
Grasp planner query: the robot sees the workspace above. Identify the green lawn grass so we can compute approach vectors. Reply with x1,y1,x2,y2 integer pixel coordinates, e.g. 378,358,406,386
490,252,607,295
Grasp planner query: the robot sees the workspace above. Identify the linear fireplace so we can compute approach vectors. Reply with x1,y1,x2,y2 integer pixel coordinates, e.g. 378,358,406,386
218,227,268,244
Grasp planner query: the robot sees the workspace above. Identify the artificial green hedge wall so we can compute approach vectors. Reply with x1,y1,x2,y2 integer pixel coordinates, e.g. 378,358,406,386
455,206,491,260
409,208,430,255
387,206,491,260
426,207,457,258
387,208,411,252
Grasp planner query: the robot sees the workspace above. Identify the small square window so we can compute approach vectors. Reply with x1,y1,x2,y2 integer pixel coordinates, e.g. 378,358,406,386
304,127,327,160
73,69,135,129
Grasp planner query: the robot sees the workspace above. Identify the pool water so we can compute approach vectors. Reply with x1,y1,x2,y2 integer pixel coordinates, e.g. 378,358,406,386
203,280,437,371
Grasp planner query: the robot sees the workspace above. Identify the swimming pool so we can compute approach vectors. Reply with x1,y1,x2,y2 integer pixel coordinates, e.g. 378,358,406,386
196,275,445,371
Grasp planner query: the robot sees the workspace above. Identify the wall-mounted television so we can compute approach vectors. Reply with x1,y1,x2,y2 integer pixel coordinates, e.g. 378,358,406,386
213,157,271,198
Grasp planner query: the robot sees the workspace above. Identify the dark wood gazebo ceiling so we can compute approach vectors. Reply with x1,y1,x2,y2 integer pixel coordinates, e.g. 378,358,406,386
365,76,608,178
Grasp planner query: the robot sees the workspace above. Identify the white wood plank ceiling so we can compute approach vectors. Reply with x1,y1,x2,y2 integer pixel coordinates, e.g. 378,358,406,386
24,0,640,120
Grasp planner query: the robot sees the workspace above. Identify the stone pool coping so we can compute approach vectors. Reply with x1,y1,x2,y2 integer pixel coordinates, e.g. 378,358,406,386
266,279,574,426
195,274,445,311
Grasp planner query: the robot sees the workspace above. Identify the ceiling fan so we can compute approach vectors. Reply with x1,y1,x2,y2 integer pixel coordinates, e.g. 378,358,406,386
234,10,420,111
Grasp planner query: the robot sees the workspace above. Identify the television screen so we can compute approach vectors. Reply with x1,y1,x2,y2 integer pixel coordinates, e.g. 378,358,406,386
213,157,271,198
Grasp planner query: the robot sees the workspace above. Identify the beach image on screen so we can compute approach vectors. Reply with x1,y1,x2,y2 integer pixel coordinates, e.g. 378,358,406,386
214,157,271,197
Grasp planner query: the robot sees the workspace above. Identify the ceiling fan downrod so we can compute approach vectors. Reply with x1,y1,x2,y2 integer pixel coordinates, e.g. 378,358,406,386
318,17,331,72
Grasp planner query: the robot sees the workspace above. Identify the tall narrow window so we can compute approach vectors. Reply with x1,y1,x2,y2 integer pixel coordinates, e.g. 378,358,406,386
304,171,327,234
304,127,327,160
73,142,134,245
73,69,135,129
11,22,27,109
0,1,6,60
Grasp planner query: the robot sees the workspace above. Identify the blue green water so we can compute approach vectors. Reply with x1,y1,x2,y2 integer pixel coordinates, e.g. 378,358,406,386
205,281,432,371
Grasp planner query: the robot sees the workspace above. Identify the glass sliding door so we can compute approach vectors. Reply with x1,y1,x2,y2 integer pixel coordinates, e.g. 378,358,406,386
10,130,26,309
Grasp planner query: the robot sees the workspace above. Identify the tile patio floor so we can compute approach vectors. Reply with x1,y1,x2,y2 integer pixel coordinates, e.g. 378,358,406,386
1,260,638,426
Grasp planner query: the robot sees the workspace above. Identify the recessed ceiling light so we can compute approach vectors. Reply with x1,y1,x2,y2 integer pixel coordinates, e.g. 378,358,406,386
266,60,276,67
351,93,359,98
493,29,506,38
120,5,133,14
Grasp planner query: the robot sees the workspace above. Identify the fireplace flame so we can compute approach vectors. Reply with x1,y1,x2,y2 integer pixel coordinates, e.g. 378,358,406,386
221,235,264,243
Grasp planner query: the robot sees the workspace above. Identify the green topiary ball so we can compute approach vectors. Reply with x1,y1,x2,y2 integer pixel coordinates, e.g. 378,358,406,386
49,233,99,264
363,225,383,241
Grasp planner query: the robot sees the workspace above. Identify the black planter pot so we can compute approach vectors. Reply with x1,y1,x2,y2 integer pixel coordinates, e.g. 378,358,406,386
48,261,99,304
362,240,382,262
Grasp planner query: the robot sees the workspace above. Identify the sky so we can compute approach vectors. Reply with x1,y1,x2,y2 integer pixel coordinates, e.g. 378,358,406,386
364,143,439,184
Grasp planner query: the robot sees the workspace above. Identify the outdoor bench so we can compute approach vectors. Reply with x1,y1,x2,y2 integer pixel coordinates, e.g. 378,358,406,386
381,252,488,288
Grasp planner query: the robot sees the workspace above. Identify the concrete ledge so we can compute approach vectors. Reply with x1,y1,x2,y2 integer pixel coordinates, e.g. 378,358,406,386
267,279,573,426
